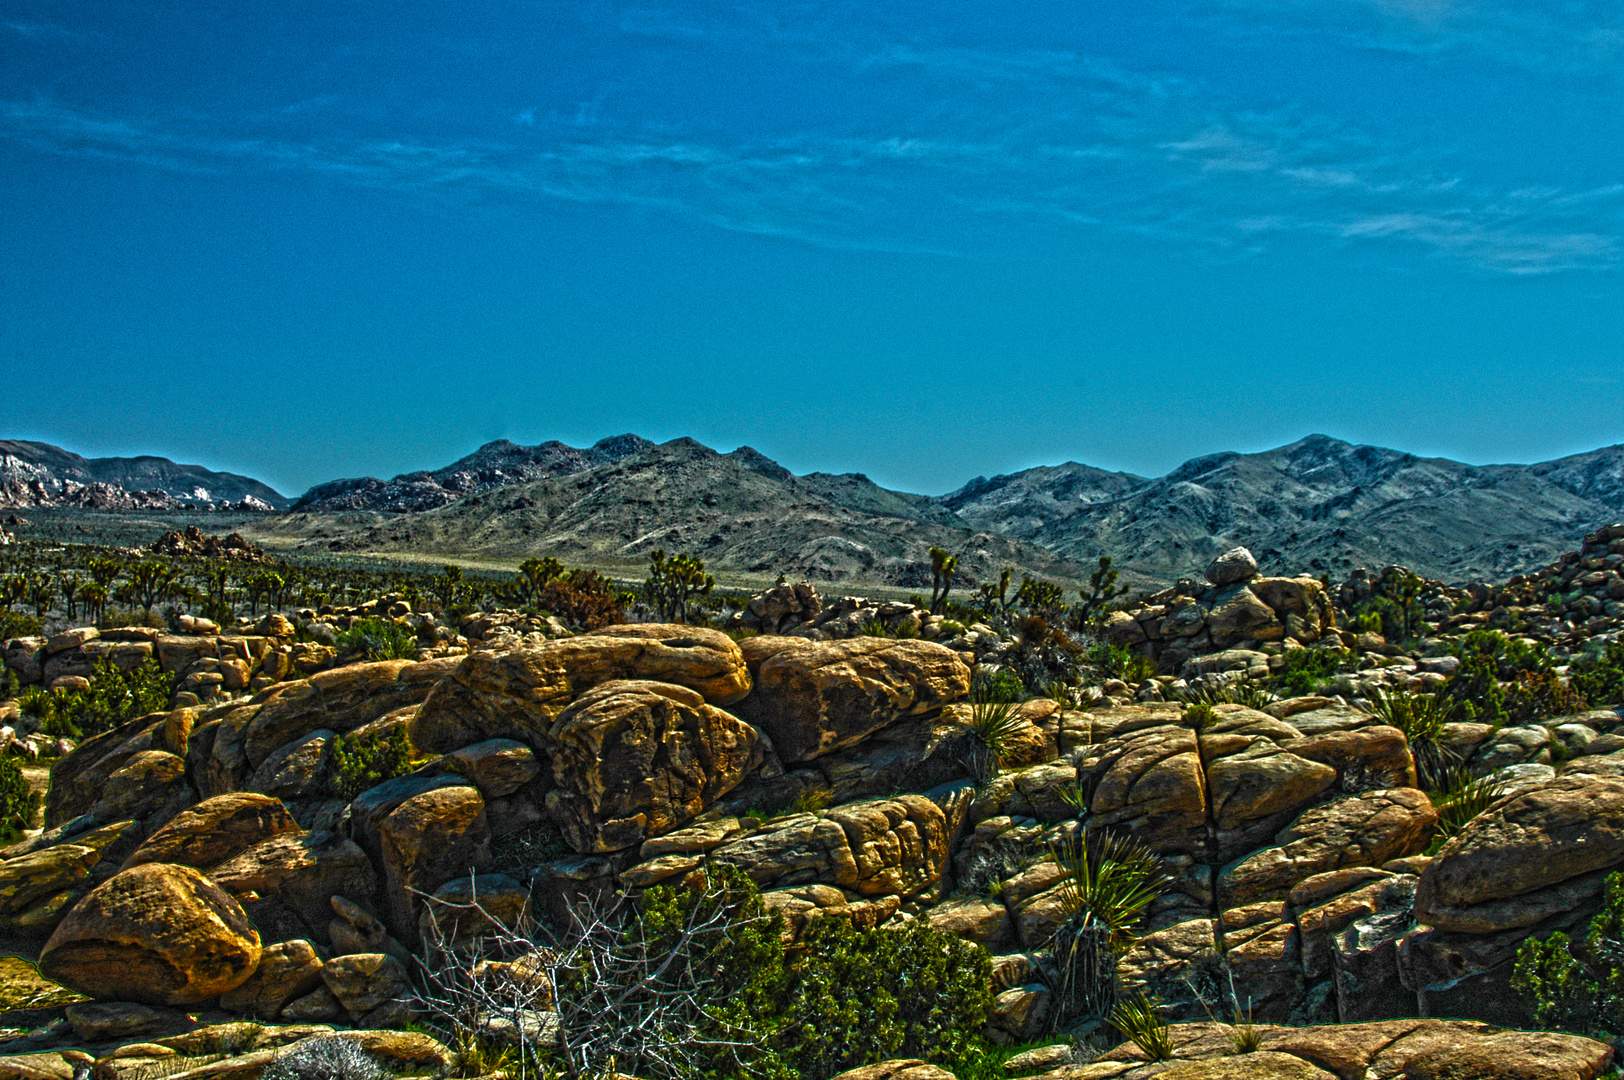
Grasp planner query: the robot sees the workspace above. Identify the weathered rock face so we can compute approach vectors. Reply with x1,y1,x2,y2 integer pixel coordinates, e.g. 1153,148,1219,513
208,832,377,937
121,793,301,872
0,820,142,935
242,659,454,768
1415,775,1624,934
702,794,950,899
545,679,768,853
733,637,972,764
409,626,751,754
1207,547,1260,586
1219,788,1437,908
218,938,324,1019
39,863,262,1005
1078,1020,1614,1080
376,785,491,939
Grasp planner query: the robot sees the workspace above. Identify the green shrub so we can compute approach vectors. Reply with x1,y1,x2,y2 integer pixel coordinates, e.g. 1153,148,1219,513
0,756,38,841
778,915,992,1079
1269,647,1353,696
1572,638,1624,706
1512,869,1624,1037
1172,679,1275,710
0,611,41,642
1503,669,1589,725
30,657,172,739
1449,629,1555,681
1087,641,1157,684
328,730,413,801
562,865,993,1080
970,668,1026,704
1442,653,1509,727
334,617,418,661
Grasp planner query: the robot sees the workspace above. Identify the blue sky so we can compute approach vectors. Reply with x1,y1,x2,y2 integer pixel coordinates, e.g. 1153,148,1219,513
2,0,1622,499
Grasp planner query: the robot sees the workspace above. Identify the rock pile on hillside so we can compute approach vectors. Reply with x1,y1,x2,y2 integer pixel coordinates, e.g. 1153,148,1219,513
1101,547,1338,674
150,526,269,563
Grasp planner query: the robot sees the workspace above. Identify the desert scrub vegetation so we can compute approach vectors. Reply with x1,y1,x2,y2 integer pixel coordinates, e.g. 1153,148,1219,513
19,656,172,739
328,729,415,801
414,864,992,1080
1513,869,1624,1039
1268,646,1354,696
1572,638,1624,706
0,756,38,841
333,616,419,661
1046,830,1169,1028
1367,685,1458,788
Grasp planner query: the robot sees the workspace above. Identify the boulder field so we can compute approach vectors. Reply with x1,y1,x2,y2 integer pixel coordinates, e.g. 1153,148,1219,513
1,620,1622,1075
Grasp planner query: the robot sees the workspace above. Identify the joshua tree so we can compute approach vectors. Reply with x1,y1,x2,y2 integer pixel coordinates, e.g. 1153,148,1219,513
516,557,565,608
1072,555,1128,630
79,582,108,626
27,576,54,619
127,561,179,616
644,549,714,623
928,547,958,615
60,573,81,620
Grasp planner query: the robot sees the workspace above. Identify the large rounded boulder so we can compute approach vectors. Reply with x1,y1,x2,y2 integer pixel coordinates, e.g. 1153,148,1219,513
409,625,750,754
546,679,767,853
39,863,262,1005
732,637,971,764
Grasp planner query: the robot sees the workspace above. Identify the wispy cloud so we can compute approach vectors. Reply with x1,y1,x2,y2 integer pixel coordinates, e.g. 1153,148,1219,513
1,32,1619,274
1214,0,1624,75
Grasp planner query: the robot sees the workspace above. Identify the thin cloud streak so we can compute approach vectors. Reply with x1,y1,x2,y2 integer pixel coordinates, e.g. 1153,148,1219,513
2,32,1619,276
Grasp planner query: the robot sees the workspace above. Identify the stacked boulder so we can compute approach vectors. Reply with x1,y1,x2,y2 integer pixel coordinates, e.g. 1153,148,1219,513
1102,548,1338,675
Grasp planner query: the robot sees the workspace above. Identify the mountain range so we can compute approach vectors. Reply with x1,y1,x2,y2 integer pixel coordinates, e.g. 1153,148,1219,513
0,440,289,512
5,433,1623,586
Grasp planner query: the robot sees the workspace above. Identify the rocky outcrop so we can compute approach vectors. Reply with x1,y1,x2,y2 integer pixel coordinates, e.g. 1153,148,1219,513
409,625,751,753
733,637,971,763
38,863,262,1006
545,679,768,853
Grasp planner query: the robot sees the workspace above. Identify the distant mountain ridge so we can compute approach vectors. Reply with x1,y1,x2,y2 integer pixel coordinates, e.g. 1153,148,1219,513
946,435,1624,583
291,435,654,512
0,440,288,511
9,431,1624,586
260,437,1084,587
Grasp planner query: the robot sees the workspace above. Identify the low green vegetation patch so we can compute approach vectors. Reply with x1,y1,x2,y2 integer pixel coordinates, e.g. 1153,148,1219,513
19,656,172,739
333,617,418,661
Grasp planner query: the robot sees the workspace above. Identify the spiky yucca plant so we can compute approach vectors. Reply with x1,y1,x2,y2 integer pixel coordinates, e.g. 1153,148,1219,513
1110,993,1175,1061
1047,831,1169,1026
965,697,1027,786
1368,686,1459,788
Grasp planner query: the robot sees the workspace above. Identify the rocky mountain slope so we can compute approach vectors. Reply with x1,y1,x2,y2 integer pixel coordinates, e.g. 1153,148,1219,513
263,438,1082,588
290,434,654,513
0,440,288,511
950,435,1624,583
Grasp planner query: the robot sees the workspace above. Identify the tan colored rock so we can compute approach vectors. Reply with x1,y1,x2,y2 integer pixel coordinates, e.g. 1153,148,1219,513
1286,726,1418,790
1157,1053,1334,1079
321,952,410,1015
1219,788,1436,908
546,679,766,853
925,895,1014,951
0,1051,95,1080
88,751,189,824
1400,1030,1613,1080
377,785,491,937
209,832,377,931
733,636,971,763
1207,586,1281,646
417,873,530,950
444,738,539,799
218,939,324,1019
707,794,948,898
409,626,750,754
1076,720,1207,856
1415,775,1624,933
0,820,140,932
828,1062,956,1080
243,730,334,802
122,793,301,873
242,660,441,767
39,863,261,1005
